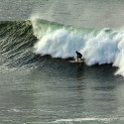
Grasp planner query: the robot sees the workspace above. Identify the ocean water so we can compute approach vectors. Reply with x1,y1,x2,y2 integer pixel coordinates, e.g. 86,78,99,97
0,0,124,124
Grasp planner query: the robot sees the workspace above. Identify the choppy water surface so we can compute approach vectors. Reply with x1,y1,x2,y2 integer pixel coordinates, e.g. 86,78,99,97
1,0,124,28
0,60,124,124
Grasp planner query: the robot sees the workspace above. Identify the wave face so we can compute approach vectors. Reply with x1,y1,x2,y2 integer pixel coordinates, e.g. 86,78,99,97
0,21,39,68
31,18,124,76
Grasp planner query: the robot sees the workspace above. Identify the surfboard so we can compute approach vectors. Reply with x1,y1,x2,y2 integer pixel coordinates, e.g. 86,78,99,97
70,60,84,64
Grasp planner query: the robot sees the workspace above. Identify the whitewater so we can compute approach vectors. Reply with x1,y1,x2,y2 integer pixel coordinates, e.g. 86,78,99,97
31,17,124,77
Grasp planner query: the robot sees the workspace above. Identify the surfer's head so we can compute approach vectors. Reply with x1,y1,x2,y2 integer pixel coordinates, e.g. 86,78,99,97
76,51,78,54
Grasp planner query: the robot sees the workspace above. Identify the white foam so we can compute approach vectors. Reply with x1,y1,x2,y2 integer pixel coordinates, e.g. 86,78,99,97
54,117,117,123
34,28,84,58
113,32,124,76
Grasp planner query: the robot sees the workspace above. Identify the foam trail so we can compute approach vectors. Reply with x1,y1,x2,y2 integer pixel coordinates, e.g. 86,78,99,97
53,117,118,123
31,18,124,77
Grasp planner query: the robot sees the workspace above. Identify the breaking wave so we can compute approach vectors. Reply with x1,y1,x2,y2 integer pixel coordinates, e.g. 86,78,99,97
31,18,124,76
0,18,124,76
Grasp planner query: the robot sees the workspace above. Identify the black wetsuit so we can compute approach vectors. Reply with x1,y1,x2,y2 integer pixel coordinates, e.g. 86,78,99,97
76,51,82,59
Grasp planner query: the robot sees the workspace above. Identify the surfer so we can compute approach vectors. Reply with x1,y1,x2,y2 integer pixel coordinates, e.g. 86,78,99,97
75,51,83,62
